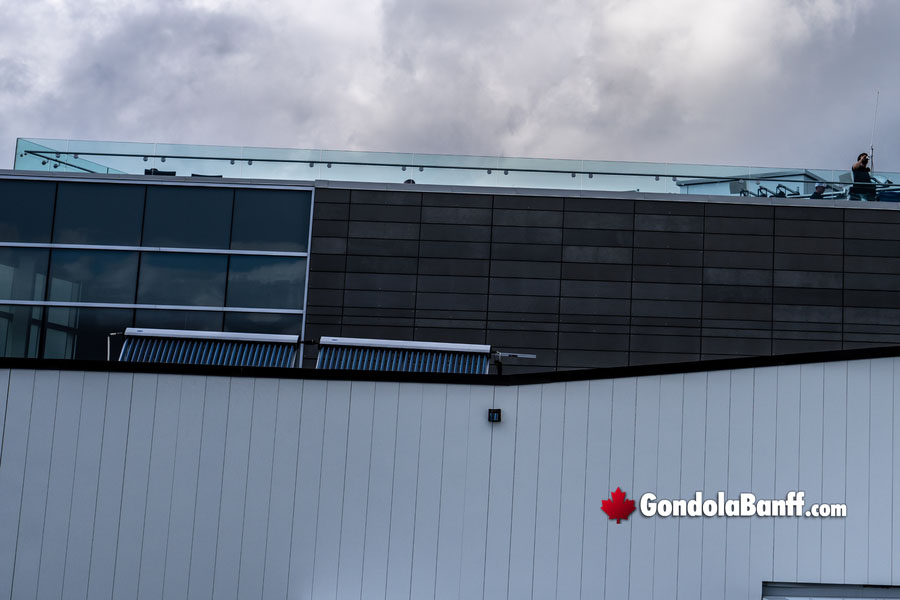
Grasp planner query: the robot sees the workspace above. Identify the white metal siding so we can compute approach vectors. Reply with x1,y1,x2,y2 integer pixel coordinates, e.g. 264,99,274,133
0,358,897,599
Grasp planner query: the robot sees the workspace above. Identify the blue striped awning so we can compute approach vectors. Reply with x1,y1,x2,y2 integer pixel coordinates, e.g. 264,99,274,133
118,328,299,368
316,337,491,374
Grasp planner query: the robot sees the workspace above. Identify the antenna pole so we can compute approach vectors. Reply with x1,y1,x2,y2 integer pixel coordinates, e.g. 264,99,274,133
870,90,880,172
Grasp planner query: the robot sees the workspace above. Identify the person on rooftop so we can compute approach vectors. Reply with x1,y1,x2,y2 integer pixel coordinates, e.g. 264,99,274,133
850,152,875,201
810,182,826,199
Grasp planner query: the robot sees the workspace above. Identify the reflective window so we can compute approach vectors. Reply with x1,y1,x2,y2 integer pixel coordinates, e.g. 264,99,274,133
54,182,145,245
0,305,42,358
135,309,224,332
142,185,233,248
226,255,306,309
0,180,55,242
231,189,311,252
0,248,49,301
224,311,302,335
43,306,134,360
48,250,139,303
137,253,227,307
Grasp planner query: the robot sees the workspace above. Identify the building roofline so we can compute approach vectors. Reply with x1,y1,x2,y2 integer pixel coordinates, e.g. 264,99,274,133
3,169,899,211
3,344,900,386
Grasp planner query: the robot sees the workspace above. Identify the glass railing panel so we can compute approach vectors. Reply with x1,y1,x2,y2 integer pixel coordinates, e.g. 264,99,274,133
319,162,417,185
665,163,751,178
498,156,578,174
59,140,152,174
14,139,54,172
242,146,323,163
21,138,69,153
501,169,581,190
412,153,499,170
147,144,242,178
407,166,499,187
665,164,751,195
15,138,898,202
153,143,234,160
236,160,318,181
321,149,415,167
582,159,662,176
578,172,667,193
65,139,156,157
58,154,122,174
144,156,242,178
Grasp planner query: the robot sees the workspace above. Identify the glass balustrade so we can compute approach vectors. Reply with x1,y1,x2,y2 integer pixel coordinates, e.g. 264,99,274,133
14,137,900,201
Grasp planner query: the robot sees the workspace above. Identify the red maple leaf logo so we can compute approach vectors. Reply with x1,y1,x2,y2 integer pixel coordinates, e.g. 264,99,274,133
601,487,636,523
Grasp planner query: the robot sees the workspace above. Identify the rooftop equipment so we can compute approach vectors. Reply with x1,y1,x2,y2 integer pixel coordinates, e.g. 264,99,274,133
316,336,493,374
117,328,299,368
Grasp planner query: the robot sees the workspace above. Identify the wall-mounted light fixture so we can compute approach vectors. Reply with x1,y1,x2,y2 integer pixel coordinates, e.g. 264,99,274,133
488,408,502,423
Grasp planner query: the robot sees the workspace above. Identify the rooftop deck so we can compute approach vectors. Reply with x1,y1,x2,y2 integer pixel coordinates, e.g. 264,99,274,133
15,137,900,201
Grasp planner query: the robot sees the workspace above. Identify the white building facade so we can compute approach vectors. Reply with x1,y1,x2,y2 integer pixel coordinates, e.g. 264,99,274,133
0,351,897,599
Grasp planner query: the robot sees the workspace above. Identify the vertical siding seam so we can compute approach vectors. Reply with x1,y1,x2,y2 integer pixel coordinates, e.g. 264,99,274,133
602,380,614,600
480,387,496,600
234,378,258,597
501,386,520,600
59,372,86,595
577,382,591,600
382,383,401,600
674,374,685,600
431,385,449,600
185,377,209,598
406,384,425,600
698,372,709,600
843,361,849,583
553,383,568,598
160,377,186,597
133,374,161,599
335,382,354,595
772,368,780,579
867,360,873,581
528,385,546,600
627,377,637,600
650,376,661,600
674,375,685,600
450,385,472,600
795,367,803,580
83,372,111,600
746,370,756,599
211,378,236,600
0,369,12,468
283,380,304,600
722,371,733,599
34,371,62,598
818,363,826,579
91,373,129,598
259,379,282,600
9,370,37,600
355,382,376,599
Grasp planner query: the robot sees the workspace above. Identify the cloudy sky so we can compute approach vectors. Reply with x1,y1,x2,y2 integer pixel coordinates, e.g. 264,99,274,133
1,0,898,172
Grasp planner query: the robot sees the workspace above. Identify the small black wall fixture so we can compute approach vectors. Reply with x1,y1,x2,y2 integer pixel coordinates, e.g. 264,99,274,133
488,408,502,423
